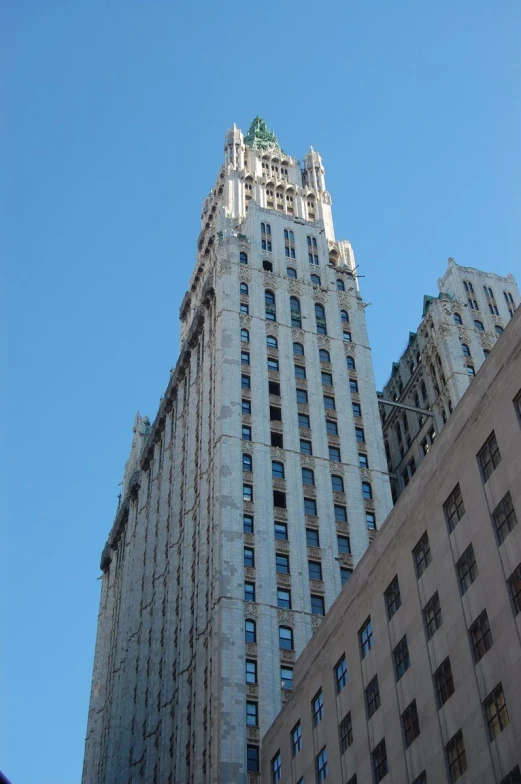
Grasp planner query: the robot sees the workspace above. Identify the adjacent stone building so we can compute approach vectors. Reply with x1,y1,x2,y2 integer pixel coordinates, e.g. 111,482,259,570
82,118,392,783
379,259,518,501
261,308,521,784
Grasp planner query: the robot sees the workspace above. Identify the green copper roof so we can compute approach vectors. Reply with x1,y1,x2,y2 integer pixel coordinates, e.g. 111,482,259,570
244,116,281,151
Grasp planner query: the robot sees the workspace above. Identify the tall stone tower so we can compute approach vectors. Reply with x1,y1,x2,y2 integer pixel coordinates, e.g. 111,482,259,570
82,118,392,784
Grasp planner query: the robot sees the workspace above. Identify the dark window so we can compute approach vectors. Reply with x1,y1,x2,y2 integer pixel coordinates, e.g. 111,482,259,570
334,505,347,523
244,547,254,568
341,567,352,585
306,528,319,547
469,610,493,663
246,659,257,684
402,700,420,748
276,555,290,574
444,484,465,532
499,767,521,784
507,563,521,616
461,342,471,357
273,490,286,508
446,730,467,782
324,395,336,410
359,452,369,468
295,364,306,379
290,297,301,328
315,303,327,335
413,532,431,577
298,413,310,428
277,588,291,609
346,356,356,370
312,690,324,726
434,657,455,708
359,617,373,658
316,746,328,783
423,592,443,640
270,405,282,421
355,427,365,443
483,683,510,740
492,492,517,544
243,515,254,534
340,309,349,323
474,319,484,331
240,251,248,265
495,325,504,335
241,374,251,389
326,419,338,435
304,497,317,516
308,561,322,581
265,290,276,321
344,331,352,343
292,722,302,757
319,348,330,362
329,446,341,461
311,273,321,286
268,381,280,396
372,739,388,783
274,522,288,540
335,655,348,693
242,425,252,441
339,712,353,753
393,635,410,681
240,302,249,314
454,312,462,324
279,626,293,650
362,481,372,500
300,439,313,455
296,389,308,404
337,279,345,291
337,535,350,554
331,474,344,492
352,402,361,417
262,259,273,272
302,467,315,485
243,453,252,472
272,461,285,479
311,594,325,615
271,431,283,448
247,745,259,772
456,545,477,594
244,582,255,602
271,750,282,782
293,341,304,356
245,619,256,643
385,576,401,620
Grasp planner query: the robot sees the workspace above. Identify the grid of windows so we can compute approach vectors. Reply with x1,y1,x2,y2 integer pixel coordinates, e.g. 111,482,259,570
423,592,443,640
393,635,410,681
292,722,302,757
312,690,324,726
507,564,521,616
483,683,510,740
469,610,493,663
402,700,420,748
443,484,465,532
335,655,348,693
492,492,517,544
365,675,380,719
446,730,467,782
372,739,388,783
477,431,501,481
456,544,477,594
384,576,401,620
413,532,431,577
339,712,353,753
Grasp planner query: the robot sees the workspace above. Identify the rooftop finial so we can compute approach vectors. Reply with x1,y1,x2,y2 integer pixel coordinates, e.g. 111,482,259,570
244,116,281,150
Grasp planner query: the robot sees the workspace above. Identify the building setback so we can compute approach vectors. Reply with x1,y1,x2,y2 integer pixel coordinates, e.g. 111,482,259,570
379,258,518,501
261,308,521,784
82,118,392,783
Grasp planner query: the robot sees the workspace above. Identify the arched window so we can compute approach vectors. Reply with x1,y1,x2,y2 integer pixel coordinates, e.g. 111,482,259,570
337,279,345,291
453,313,462,325
495,325,504,335
263,260,273,272
279,626,294,650
461,343,471,357
245,619,256,643
272,461,285,479
346,356,356,371
290,297,301,328
311,274,321,286
241,329,249,343
362,481,372,500
240,282,249,296
315,303,327,335
240,251,248,265
267,335,278,349
331,474,344,493
287,267,297,279
340,310,349,323
302,468,315,486
243,454,252,472
474,320,484,332
293,342,304,356
319,349,330,363
265,290,276,321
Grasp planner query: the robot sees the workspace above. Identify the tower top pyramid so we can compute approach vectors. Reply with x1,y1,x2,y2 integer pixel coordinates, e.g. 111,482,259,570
244,116,281,151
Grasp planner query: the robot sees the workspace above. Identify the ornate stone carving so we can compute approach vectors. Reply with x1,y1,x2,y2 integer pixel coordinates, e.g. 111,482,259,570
242,389,251,400
287,280,302,296
277,573,291,587
314,291,328,305
295,380,308,391
299,427,312,439
242,414,252,425
327,435,340,447
368,529,378,543
248,774,260,784
263,272,277,288
247,726,260,742
275,539,290,554
268,370,280,382
274,508,288,522
336,522,349,535
320,361,333,371
272,478,286,491
305,515,319,527
329,460,343,473
280,649,295,663
333,491,346,504
243,501,254,514
339,552,354,568
292,328,305,342
365,499,375,512
246,643,258,657
219,260,232,275
307,545,321,559
309,579,324,594
297,403,310,415
345,342,356,355
282,689,292,706
240,269,252,283
244,567,255,581
265,321,278,335
244,601,257,616
240,314,252,328
243,533,255,546
270,420,283,433
300,454,315,469
270,446,285,460
243,471,253,483
277,609,294,624
269,394,282,406
360,468,371,481
247,684,259,699
267,346,279,359
311,615,323,633
317,335,330,349
322,384,335,395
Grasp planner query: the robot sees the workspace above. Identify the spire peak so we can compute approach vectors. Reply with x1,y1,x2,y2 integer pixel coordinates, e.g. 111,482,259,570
244,116,281,151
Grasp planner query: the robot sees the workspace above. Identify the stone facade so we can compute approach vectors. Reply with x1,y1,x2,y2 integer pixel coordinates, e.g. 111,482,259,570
261,307,521,784
380,258,519,501
82,118,392,783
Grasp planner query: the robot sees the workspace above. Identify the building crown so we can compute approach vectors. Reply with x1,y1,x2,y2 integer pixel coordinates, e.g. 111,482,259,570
244,115,282,151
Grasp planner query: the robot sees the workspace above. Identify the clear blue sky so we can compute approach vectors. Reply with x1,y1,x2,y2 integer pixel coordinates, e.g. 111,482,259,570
3,2,520,782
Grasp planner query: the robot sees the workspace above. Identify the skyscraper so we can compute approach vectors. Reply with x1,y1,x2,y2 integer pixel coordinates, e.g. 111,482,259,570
82,118,392,783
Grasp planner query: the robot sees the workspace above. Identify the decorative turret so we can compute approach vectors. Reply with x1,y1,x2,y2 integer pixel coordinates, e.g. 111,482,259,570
224,123,245,169
304,145,326,191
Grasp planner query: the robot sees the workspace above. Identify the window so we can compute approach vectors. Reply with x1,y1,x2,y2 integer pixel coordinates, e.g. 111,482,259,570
337,535,350,554
384,576,401,620
312,690,324,726
336,712,353,758
454,312,462,324
243,453,252,472
277,588,291,609
355,427,365,443
352,402,361,417
240,282,249,295
334,505,347,523
324,395,336,410
270,405,282,421
474,319,484,331
265,290,276,321
271,430,284,446
274,490,287,509
244,582,255,602
453,542,478,594
305,530,319,549
335,655,348,693
293,341,304,356
274,522,288,540
413,532,431,577
461,342,471,357
359,617,373,658
336,278,345,291
276,555,290,574
268,358,279,372
292,722,302,757
326,419,338,435
311,594,325,615
467,364,475,377
243,514,254,534
372,739,388,783
304,497,317,516
290,296,301,328
331,474,344,493
272,461,285,479
483,683,510,741
247,745,259,772
241,351,250,365
446,730,467,782
316,746,328,783
483,348,490,359
343,331,352,343
241,374,251,389
359,453,369,469
261,222,272,249
267,335,278,349
362,481,372,500
271,751,282,782
244,547,254,568
269,380,280,397
329,446,341,461
240,251,248,265
366,512,376,530
308,561,322,581
393,635,410,681
298,414,310,429
245,619,256,643
295,364,306,379
315,303,327,335
287,266,297,279
297,389,308,404
499,767,521,784
319,348,330,362
346,355,356,370
495,324,504,335
434,657,454,708
302,467,315,486
279,626,293,650
340,310,349,324
311,273,321,286
240,302,249,314
246,659,257,684
241,328,249,343
507,564,521,616
443,484,465,532
478,432,501,482
492,492,517,543
469,610,493,662
242,425,251,441
243,484,253,502
321,371,333,386
402,700,420,748
341,567,352,585
263,259,273,272
423,592,442,640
